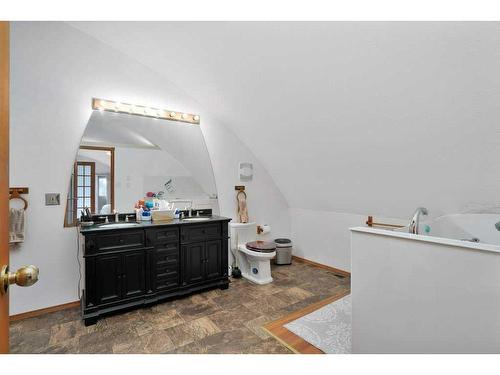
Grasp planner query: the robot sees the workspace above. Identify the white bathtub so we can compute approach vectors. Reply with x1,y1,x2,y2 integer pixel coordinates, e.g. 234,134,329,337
350,214,500,353
423,213,500,247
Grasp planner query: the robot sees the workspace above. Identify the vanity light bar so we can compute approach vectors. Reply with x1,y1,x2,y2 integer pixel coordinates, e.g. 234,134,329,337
92,98,200,125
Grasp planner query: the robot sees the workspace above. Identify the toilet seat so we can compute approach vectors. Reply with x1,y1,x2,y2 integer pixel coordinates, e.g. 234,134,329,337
245,240,276,253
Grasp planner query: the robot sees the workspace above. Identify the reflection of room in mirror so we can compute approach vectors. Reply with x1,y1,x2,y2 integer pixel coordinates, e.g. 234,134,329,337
75,147,113,215
64,146,114,227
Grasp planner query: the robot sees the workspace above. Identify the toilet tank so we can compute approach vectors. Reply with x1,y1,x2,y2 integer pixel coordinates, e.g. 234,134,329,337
229,222,256,249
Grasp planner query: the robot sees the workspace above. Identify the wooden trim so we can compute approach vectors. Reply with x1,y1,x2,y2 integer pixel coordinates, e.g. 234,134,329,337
292,256,351,277
0,20,9,354
366,215,405,229
10,300,80,322
263,290,350,354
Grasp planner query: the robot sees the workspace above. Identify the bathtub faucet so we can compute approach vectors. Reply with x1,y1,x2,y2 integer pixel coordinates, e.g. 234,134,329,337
409,207,428,234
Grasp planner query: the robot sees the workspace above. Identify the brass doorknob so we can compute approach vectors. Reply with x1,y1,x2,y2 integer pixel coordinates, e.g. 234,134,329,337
0,265,39,294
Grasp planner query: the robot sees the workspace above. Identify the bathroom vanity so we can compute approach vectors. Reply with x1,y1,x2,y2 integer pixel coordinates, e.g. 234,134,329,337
80,217,230,325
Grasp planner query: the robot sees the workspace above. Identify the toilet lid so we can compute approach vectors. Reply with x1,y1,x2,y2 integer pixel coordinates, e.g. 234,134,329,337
245,240,276,253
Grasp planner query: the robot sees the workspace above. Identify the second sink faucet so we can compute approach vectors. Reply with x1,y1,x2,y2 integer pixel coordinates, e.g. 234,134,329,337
409,207,428,234
114,209,119,223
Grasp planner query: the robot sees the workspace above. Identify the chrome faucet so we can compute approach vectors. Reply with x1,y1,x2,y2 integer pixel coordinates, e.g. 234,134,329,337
114,209,119,223
409,207,428,234
169,199,193,217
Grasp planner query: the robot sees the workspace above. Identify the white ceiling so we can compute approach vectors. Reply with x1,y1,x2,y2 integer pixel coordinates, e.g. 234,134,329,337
68,22,500,217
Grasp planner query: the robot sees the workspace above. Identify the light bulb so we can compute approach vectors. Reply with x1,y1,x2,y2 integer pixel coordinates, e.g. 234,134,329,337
170,112,176,117
193,115,200,122
181,113,188,119
99,100,107,110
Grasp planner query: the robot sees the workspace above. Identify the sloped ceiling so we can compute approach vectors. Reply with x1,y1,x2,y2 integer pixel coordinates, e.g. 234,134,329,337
68,22,500,218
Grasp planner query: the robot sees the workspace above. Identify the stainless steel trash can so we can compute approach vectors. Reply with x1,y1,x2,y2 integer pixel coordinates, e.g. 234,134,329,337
274,238,292,265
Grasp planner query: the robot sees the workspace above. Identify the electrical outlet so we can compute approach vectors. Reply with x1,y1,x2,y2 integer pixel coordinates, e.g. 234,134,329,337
45,193,60,206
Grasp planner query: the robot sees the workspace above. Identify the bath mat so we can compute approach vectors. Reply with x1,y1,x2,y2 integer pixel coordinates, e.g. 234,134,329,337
283,294,351,354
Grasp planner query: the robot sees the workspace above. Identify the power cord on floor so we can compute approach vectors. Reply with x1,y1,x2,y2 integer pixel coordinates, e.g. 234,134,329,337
76,225,82,300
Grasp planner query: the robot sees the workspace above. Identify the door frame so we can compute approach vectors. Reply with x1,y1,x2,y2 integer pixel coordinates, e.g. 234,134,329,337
0,21,10,354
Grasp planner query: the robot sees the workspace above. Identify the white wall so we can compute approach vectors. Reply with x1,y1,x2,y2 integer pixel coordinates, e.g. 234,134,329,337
9,22,290,315
68,22,500,273
290,208,407,272
290,208,364,271
69,22,500,216
351,228,500,353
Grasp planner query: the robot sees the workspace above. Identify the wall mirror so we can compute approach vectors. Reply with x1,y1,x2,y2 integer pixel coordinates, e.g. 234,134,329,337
64,104,218,227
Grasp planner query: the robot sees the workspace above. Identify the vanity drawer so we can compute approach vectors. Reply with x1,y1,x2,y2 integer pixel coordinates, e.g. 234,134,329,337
150,246,180,293
155,274,179,292
156,246,179,265
86,231,145,254
180,223,221,243
156,264,179,279
145,227,179,245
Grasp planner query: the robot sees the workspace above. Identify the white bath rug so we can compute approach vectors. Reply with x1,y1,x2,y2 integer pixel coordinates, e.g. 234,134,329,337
284,294,351,354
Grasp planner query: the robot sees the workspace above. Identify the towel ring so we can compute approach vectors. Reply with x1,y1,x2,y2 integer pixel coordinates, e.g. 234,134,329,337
9,191,28,210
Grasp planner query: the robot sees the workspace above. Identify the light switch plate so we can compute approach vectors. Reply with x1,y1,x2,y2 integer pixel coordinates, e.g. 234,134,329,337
45,193,60,206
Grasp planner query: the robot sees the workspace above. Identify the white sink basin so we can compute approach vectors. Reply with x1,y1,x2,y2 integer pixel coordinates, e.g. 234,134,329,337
98,223,141,229
181,217,211,222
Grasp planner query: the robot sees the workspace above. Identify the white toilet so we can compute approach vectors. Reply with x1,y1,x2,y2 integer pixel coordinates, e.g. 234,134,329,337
229,222,276,285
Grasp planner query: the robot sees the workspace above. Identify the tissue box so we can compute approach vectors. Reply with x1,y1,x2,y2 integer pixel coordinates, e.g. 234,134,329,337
152,210,176,221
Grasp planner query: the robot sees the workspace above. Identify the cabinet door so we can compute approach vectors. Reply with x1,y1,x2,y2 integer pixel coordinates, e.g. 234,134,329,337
95,253,122,305
183,242,205,285
205,240,222,280
122,250,146,299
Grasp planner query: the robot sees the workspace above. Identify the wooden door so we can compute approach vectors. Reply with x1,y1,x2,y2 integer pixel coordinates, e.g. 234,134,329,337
95,253,122,305
0,21,9,354
121,250,145,299
183,242,205,285
205,240,222,280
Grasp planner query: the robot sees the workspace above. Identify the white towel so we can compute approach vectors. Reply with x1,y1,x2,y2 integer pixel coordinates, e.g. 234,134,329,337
9,208,25,243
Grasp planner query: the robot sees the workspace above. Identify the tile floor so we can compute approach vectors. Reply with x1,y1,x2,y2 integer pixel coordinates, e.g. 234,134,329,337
9,262,350,354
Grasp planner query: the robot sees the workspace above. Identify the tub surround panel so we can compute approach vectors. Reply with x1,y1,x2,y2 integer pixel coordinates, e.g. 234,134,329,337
351,229,500,353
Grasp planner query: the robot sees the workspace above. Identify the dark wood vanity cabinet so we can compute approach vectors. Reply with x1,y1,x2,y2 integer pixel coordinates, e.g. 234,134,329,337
81,219,230,325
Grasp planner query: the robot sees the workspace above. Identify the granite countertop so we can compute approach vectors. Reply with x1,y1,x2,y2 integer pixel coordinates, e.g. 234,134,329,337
80,215,232,234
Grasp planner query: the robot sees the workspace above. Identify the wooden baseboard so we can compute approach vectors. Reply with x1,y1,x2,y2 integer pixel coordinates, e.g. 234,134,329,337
263,290,350,354
10,300,80,322
292,256,350,277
